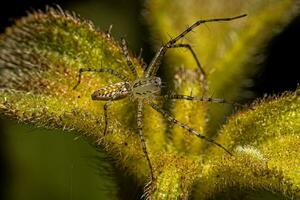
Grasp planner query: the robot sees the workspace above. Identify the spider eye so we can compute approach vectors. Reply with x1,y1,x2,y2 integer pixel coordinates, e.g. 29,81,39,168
154,77,162,85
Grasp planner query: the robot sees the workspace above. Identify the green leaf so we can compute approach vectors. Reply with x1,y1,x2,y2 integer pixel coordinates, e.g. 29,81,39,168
0,7,153,182
196,91,300,199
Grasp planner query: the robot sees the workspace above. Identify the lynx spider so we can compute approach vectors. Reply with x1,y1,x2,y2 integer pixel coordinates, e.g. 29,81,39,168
73,14,246,192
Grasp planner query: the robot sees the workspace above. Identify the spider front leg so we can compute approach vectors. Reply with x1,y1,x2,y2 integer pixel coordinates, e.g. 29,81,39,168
169,44,208,94
146,14,246,77
137,100,155,195
121,38,138,78
149,101,232,155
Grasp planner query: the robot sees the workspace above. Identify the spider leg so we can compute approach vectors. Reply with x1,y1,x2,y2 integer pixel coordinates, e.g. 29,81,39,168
121,38,138,78
137,48,148,71
138,47,143,61
146,14,246,77
163,94,226,104
149,101,232,155
169,44,208,94
137,100,155,187
103,100,113,135
163,94,245,108
73,68,130,90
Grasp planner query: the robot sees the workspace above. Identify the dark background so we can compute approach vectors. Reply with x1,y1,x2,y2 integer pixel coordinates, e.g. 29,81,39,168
0,0,299,200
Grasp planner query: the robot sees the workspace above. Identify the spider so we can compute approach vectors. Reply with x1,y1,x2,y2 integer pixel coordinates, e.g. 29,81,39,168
73,14,246,191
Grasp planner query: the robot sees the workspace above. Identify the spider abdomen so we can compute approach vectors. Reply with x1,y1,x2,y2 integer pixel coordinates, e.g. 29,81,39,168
91,82,130,100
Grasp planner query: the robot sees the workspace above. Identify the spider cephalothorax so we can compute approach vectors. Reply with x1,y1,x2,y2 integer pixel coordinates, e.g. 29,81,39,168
130,77,162,101
73,14,246,194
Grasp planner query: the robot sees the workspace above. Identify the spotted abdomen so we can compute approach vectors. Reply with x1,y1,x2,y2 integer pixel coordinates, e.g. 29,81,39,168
91,82,130,100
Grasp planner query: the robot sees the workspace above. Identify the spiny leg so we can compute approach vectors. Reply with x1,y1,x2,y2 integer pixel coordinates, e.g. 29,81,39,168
137,100,155,190
121,38,138,78
138,48,148,71
163,94,245,108
149,101,232,155
73,68,130,90
103,101,112,135
146,14,247,77
169,44,208,93
163,94,226,104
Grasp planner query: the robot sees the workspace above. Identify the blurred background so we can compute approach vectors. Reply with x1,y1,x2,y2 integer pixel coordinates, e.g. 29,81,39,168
0,0,299,200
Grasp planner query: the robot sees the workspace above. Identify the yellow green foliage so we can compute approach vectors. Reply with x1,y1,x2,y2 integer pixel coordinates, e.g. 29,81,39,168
0,7,152,181
146,0,300,136
198,92,300,199
0,4,299,200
